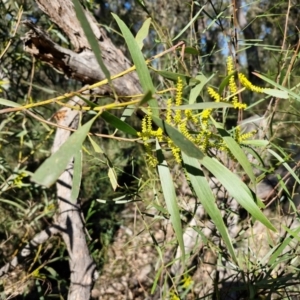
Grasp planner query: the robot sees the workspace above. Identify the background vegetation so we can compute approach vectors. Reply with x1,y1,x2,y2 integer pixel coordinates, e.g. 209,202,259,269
0,0,300,299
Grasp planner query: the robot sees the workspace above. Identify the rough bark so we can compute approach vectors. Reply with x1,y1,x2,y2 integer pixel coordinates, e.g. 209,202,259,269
23,0,142,97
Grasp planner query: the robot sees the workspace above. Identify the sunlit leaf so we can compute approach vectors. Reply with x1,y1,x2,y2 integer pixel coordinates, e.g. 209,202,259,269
252,72,294,100
183,153,237,264
216,125,255,185
32,116,97,187
241,139,269,147
135,18,151,50
108,166,119,191
263,88,288,99
172,102,233,110
156,140,185,262
189,74,208,104
70,150,82,203
0,98,21,108
112,14,158,116
88,135,104,153
72,0,111,83
201,156,275,231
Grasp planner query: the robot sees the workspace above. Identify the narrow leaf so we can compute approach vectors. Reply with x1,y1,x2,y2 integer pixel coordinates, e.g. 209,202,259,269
22,82,57,94
108,167,119,191
268,149,300,185
201,156,275,231
184,47,199,55
156,140,185,262
269,226,300,265
135,18,151,50
241,139,269,147
72,0,111,82
88,135,104,153
172,102,233,110
218,72,237,95
216,126,255,185
263,88,288,99
101,111,138,136
32,116,97,187
252,72,293,100
0,98,21,108
189,74,208,104
106,155,119,191
172,5,206,41
112,14,158,116
138,90,154,107
70,150,82,202
183,153,237,264
134,0,150,15
120,105,136,122
154,70,190,85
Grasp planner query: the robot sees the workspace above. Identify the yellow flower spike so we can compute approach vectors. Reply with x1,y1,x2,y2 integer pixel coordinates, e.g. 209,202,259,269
179,121,194,142
227,56,234,74
235,102,247,109
207,87,222,102
201,109,212,129
235,125,256,143
168,138,181,163
174,111,182,125
144,143,158,167
146,109,152,132
174,77,184,125
141,115,147,133
235,125,242,142
147,154,158,167
195,130,211,153
240,130,257,142
155,127,164,141
229,75,238,95
166,98,173,124
172,147,181,163
184,109,197,123
184,109,192,118
227,67,247,110
175,77,183,106
238,73,265,93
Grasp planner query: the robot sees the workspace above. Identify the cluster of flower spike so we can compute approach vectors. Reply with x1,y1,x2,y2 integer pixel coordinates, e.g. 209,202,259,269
138,56,265,167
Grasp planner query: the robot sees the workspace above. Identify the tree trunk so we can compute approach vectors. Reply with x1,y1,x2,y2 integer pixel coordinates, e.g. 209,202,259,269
21,0,144,299
53,94,97,300
24,0,142,96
